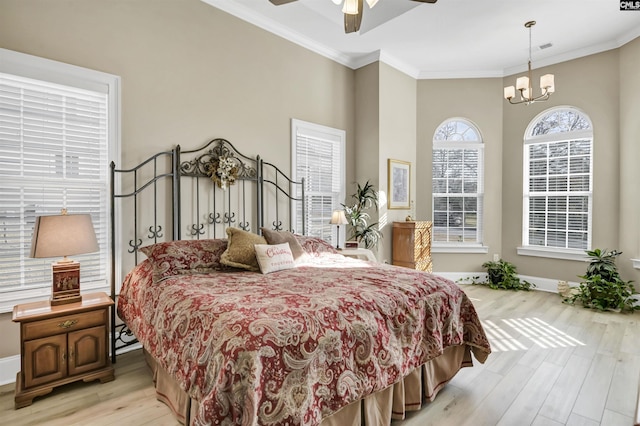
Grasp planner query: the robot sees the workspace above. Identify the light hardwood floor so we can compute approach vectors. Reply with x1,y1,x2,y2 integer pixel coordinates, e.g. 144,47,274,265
1,284,639,426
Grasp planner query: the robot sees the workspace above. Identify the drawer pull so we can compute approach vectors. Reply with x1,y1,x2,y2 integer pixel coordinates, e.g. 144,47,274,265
58,319,78,329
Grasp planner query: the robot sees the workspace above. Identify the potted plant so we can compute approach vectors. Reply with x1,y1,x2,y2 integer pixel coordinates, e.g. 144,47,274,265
565,249,638,312
342,180,382,249
460,259,535,291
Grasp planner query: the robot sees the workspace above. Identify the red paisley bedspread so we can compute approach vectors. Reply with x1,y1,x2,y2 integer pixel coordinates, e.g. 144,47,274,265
118,254,491,426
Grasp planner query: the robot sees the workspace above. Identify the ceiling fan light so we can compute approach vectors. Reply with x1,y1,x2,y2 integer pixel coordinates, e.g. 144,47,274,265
342,0,359,15
366,0,379,8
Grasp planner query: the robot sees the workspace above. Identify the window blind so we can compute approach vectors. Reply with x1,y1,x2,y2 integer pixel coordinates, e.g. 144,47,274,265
291,120,345,243
523,108,593,252
432,119,484,246
0,73,109,299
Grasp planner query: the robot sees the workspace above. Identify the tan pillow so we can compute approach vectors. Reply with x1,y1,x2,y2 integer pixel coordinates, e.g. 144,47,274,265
260,228,306,260
220,228,266,271
254,243,295,274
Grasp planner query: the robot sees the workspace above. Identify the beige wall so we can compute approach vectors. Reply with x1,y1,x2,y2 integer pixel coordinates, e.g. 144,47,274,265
0,0,355,358
353,62,417,263
378,63,418,263
501,50,630,283
416,78,504,272
618,37,640,281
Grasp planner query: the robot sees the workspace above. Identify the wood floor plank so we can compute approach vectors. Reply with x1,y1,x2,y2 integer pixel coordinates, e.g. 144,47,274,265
600,409,632,426
460,363,536,426
1,285,639,426
538,354,592,423
496,361,563,426
532,415,565,426
571,353,617,421
605,352,640,417
565,413,600,426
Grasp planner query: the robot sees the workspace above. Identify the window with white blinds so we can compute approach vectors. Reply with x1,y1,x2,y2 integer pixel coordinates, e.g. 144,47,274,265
521,107,593,257
0,49,119,311
432,119,484,250
291,119,345,244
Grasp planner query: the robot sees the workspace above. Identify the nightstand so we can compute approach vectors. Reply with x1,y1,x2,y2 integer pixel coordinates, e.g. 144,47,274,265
341,248,377,262
12,292,115,409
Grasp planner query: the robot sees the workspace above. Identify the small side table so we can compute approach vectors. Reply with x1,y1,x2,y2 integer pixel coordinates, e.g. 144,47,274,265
341,248,377,262
13,292,115,408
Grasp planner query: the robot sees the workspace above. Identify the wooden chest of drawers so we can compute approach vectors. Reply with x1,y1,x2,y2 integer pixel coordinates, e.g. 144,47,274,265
392,221,433,272
12,292,115,408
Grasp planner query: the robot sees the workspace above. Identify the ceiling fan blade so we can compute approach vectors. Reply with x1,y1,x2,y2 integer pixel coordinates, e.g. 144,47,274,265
412,0,437,3
344,0,363,33
269,0,297,5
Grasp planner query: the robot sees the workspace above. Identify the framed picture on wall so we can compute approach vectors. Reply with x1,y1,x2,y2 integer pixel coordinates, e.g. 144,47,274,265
388,158,411,210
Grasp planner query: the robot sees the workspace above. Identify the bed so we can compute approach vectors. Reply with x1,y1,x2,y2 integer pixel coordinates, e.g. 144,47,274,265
110,138,491,425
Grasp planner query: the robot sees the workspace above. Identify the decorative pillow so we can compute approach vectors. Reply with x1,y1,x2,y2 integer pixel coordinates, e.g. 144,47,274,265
139,239,227,282
220,227,266,271
254,243,296,274
260,228,306,260
294,235,339,256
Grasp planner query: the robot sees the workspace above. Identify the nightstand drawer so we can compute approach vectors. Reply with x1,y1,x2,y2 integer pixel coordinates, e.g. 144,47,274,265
22,309,107,341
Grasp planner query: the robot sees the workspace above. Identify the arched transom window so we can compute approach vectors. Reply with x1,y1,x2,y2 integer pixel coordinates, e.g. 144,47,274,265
521,107,593,256
432,118,484,248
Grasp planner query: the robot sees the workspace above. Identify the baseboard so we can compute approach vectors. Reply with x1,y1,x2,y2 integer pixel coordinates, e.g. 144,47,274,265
0,354,20,386
435,272,579,293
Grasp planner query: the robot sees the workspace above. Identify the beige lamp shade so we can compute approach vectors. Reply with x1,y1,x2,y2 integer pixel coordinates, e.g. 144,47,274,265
330,210,348,225
30,214,99,259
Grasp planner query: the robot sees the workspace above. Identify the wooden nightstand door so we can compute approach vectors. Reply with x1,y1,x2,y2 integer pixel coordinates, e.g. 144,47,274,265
23,334,67,388
69,325,107,376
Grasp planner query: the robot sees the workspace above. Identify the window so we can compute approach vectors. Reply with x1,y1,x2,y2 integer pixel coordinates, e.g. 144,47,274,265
0,49,120,312
520,107,593,260
432,118,485,252
291,119,345,245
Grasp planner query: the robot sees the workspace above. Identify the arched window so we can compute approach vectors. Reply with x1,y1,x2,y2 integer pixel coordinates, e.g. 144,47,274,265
432,118,484,249
520,107,593,258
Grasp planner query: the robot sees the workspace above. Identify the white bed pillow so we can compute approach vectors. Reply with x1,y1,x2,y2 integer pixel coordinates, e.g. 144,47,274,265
254,243,295,274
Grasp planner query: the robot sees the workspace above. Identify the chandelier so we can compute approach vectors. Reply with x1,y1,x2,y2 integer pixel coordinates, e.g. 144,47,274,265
503,21,555,105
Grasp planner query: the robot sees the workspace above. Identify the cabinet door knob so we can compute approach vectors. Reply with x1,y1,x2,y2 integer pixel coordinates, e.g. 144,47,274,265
58,319,78,329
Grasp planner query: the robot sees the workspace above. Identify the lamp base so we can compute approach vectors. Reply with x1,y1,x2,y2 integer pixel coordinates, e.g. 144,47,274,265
51,260,81,306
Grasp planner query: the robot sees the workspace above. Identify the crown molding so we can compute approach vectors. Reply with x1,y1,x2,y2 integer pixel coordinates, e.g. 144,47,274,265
200,0,640,80
200,0,358,69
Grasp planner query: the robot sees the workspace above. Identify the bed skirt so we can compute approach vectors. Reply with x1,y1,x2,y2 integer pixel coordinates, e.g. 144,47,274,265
143,344,473,425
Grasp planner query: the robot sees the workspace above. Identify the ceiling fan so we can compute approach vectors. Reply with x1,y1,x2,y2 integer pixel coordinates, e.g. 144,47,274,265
268,0,437,34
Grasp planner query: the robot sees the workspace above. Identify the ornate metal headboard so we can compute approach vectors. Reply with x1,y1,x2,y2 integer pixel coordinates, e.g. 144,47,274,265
109,138,305,360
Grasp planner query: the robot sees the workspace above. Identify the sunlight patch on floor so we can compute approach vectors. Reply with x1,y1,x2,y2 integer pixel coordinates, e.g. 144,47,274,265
482,317,585,352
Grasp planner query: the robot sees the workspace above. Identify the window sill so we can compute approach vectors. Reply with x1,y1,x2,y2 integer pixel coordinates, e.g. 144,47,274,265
432,244,488,254
517,246,589,261
632,259,640,269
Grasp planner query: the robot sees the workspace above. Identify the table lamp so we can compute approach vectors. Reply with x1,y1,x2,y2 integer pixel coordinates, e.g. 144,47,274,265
329,210,348,250
30,210,99,305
